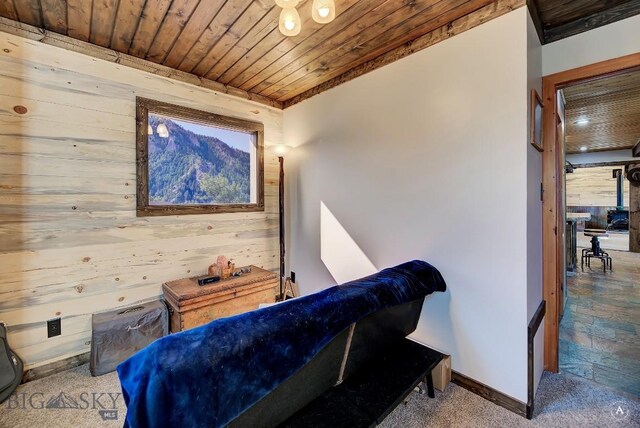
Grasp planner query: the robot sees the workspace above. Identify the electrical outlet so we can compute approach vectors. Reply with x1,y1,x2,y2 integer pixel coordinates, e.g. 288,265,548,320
47,318,61,338
290,271,296,283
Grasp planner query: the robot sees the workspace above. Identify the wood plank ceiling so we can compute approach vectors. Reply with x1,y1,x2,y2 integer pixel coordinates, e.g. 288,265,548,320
529,0,640,43
563,69,640,154
0,0,505,107
1,1,638,107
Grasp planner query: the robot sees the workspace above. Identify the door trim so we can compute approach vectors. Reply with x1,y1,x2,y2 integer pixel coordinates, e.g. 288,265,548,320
541,52,640,372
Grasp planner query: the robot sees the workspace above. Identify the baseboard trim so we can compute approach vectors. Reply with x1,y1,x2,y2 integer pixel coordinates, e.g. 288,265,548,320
21,352,90,384
527,300,546,419
451,371,527,418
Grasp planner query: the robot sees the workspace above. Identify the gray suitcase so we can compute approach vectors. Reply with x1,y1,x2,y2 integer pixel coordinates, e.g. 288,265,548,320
90,300,168,376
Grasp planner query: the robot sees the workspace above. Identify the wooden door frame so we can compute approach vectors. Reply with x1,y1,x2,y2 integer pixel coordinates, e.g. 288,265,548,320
542,52,640,372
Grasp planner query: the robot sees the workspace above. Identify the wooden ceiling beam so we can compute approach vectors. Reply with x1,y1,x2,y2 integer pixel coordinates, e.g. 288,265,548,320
14,0,43,28
176,0,256,73
128,0,172,58
145,0,200,64
202,4,283,81
67,0,92,42
90,0,118,47
217,0,319,86
525,0,544,44
0,17,283,109
40,0,67,35
227,0,363,89
259,0,448,99
162,0,227,69
242,0,390,94
278,0,501,102
0,1,18,21
110,0,146,52
283,0,524,107
543,0,640,43
184,0,273,75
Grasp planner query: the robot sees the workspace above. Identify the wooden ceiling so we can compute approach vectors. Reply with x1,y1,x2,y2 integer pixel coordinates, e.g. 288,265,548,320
563,69,640,154
529,0,640,44
0,0,511,108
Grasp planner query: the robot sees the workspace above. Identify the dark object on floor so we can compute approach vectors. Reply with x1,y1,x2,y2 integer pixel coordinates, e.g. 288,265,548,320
0,321,23,404
606,209,628,231
581,230,612,272
117,260,447,428
90,300,168,376
280,338,443,428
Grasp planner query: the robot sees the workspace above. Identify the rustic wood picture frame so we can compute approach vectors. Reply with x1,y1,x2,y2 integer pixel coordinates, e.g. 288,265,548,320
136,97,265,216
530,89,544,152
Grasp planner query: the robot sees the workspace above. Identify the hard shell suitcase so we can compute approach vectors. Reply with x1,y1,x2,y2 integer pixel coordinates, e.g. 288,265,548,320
90,300,168,376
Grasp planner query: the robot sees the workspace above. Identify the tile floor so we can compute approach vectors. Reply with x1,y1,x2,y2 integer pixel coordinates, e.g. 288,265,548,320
560,248,640,396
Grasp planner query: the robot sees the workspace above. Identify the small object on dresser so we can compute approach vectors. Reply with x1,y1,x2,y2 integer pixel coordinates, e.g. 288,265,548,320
208,263,220,276
198,276,221,286
216,255,236,279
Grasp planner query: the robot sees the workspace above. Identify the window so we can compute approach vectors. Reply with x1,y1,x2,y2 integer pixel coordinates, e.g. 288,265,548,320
136,98,264,216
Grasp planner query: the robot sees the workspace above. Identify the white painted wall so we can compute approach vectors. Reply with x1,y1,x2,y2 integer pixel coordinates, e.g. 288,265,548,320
542,15,640,76
284,8,534,403
567,149,635,165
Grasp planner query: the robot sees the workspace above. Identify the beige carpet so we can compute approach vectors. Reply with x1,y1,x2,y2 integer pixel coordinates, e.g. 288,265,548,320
0,365,638,427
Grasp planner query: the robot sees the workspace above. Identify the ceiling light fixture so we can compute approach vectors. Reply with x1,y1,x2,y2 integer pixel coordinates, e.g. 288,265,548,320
275,0,300,7
279,7,301,37
276,0,336,37
576,118,589,126
312,0,336,24
580,146,588,152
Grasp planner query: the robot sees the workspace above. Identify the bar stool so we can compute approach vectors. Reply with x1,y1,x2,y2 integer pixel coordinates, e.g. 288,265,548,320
581,229,612,272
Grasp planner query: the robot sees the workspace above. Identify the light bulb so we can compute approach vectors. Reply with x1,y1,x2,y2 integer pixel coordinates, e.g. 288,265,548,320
312,0,335,24
270,145,292,156
148,124,153,135
157,123,169,138
279,7,301,36
274,0,300,8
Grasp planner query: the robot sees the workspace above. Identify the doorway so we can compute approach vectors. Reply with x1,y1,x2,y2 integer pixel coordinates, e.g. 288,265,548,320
541,53,640,389
559,76,639,392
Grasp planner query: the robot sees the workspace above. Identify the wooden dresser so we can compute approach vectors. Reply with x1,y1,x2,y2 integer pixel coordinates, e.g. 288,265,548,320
162,266,278,333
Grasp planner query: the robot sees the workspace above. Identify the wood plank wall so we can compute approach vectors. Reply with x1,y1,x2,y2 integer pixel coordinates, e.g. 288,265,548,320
566,165,629,207
0,31,282,369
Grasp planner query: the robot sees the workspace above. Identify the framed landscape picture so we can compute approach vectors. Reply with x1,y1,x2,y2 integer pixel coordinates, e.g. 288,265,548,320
136,98,264,216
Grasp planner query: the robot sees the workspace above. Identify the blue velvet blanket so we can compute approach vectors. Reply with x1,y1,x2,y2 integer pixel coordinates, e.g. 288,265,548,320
117,260,446,428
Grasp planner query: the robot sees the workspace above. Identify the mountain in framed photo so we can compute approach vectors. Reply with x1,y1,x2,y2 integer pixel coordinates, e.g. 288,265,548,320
147,115,253,205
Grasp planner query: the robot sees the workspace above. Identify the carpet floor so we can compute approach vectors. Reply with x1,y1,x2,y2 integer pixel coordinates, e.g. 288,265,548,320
0,365,638,427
